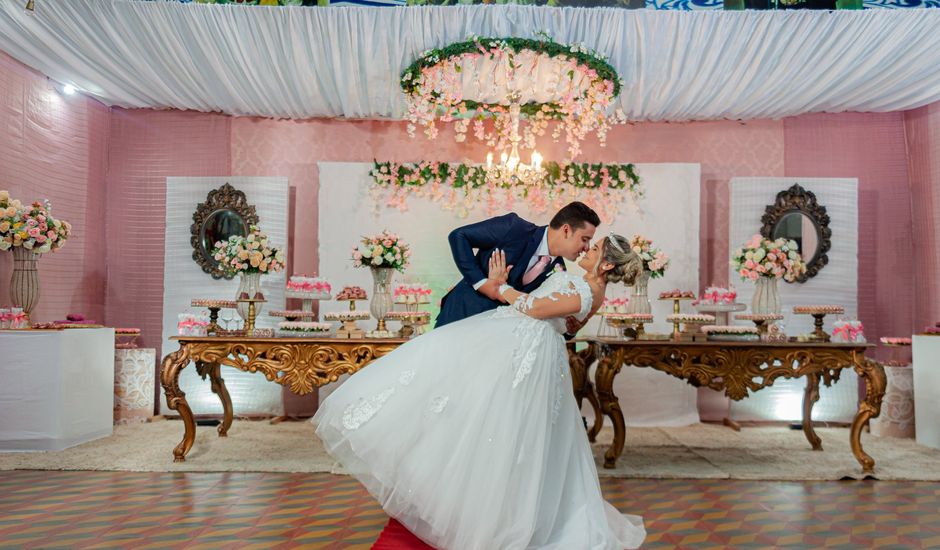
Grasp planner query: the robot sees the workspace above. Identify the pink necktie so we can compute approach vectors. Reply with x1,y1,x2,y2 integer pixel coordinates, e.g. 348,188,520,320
522,255,551,286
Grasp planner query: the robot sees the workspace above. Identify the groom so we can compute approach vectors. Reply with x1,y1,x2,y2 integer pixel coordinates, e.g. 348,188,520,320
436,201,600,332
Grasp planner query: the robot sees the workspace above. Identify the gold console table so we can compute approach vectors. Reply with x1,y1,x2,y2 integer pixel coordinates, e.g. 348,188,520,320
160,336,406,462
570,339,885,474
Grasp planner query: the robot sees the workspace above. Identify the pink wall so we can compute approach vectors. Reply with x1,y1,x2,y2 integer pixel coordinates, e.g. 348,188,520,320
106,109,231,355
231,117,786,289
0,51,109,323
904,104,940,332
783,113,915,348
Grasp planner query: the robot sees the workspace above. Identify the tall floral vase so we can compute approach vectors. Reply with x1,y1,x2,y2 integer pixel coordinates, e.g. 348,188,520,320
370,267,395,331
626,270,652,315
236,272,263,320
10,247,41,319
751,276,781,315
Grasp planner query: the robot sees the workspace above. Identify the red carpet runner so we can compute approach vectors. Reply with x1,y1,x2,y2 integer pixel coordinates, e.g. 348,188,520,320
371,519,436,549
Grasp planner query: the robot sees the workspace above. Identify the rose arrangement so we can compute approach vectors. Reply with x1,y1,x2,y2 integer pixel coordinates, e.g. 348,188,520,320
352,230,411,272
211,225,285,275
0,190,71,253
629,235,669,278
731,235,806,282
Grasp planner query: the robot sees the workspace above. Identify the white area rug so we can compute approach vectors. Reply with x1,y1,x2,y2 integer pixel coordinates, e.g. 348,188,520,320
1,420,938,481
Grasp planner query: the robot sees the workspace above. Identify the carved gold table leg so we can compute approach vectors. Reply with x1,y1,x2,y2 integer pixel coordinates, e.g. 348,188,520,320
160,345,196,463
209,363,233,437
196,361,234,437
568,344,603,442
851,357,886,474
802,373,823,451
595,347,626,469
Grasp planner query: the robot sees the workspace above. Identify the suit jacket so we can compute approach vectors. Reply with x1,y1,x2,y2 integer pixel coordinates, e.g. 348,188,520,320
436,213,565,328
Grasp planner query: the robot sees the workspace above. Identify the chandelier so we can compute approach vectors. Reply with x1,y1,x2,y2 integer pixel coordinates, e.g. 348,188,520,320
484,92,544,187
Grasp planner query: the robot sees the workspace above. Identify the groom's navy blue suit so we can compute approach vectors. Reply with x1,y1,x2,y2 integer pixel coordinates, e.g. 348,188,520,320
436,213,565,328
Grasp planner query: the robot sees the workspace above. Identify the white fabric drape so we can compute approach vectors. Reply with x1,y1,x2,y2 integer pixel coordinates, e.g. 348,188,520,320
2,1,940,121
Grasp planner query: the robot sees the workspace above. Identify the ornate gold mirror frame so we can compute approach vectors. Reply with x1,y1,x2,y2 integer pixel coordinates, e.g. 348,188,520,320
190,183,259,280
760,183,831,283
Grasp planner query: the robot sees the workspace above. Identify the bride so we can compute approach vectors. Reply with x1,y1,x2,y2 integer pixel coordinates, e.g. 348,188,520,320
314,234,647,549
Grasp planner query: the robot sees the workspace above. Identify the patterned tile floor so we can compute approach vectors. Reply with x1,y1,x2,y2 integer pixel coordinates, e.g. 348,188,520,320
1,471,939,549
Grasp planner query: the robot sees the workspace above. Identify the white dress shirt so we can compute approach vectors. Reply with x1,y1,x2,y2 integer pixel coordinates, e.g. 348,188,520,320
474,228,554,290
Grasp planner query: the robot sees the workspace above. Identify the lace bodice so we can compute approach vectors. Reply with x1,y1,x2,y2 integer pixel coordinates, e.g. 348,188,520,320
493,271,594,334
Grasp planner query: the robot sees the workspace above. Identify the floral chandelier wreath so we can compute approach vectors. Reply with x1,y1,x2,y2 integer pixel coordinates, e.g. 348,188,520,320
370,160,641,223
401,35,626,160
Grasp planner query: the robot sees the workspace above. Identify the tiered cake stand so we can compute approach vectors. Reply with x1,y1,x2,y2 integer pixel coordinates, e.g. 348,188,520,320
694,302,747,326
794,306,845,342
605,313,654,340
324,311,370,339
285,289,331,314
735,313,784,336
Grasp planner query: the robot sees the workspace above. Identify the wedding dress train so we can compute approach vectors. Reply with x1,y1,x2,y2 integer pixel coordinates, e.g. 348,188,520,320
314,271,645,549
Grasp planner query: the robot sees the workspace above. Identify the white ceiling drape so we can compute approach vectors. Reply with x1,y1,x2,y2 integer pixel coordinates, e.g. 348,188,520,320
2,0,940,121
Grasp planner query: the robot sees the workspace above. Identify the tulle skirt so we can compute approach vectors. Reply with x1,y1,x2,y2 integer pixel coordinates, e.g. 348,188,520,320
314,310,645,549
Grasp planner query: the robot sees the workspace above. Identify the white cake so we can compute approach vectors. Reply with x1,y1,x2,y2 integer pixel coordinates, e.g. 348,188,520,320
394,283,432,305
285,276,332,300
694,286,738,305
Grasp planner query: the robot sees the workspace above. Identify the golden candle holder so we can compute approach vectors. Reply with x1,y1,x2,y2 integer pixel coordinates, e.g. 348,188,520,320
236,297,266,334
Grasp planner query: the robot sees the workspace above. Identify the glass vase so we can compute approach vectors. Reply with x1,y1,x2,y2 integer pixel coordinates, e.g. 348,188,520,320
236,271,263,320
626,270,652,315
370,267,395,331
751,276,781,315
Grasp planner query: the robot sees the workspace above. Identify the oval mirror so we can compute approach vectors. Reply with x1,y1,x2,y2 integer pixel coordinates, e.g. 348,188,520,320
190,183,259,279
771,211,820,265
200,209,248,266
760,184,831,283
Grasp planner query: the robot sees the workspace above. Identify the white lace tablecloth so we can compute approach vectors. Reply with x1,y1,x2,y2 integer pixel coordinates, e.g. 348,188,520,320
114,348,155,424
870,364,914,438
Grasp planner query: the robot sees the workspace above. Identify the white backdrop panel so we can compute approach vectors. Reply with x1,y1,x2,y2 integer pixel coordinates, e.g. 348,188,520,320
161,177,289,416
729,177,859,422
318,162,701,427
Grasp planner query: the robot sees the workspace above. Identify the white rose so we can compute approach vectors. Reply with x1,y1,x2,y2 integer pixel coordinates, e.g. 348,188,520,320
745,251,753,260
0,241,9,251
384,252,395,263
359,245,372,258
371,256,382,266
789,251,799,260
37,242,52,254
787,240,798,250
753,249,766,261
23,240,34,250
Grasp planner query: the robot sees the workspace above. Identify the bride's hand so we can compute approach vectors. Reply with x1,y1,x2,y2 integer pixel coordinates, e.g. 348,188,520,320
488,249,512,284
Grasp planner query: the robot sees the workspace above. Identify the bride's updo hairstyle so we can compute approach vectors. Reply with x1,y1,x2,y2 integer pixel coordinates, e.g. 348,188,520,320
601,234,643,285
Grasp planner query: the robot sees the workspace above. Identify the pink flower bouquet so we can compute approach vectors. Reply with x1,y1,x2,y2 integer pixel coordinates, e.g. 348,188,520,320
629,235,669,278
211,225,285,276
352,230,410,272
0,190,71,254
731,235,806,283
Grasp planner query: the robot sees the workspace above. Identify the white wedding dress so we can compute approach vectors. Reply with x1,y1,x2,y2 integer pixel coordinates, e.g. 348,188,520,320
314,271,646,549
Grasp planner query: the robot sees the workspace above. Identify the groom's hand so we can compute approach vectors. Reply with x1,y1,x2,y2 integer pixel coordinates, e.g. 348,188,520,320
565,316,585,336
